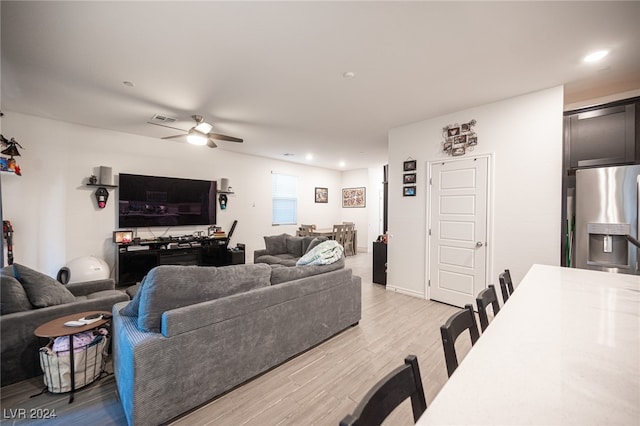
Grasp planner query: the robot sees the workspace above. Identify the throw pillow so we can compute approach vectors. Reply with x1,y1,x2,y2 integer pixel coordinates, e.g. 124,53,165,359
13,263,75,308
285,236,304,257
264,233,289,255
119,275,147,317
1,273,34,314
304,236,328,254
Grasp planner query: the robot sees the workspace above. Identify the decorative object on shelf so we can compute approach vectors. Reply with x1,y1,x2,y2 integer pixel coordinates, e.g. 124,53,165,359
403,159,417,171
219,193,228,209
315,187,328,203
403,186,416,196
0,134,24,175
442,119,477,156
342,187,366,208
85,166,117,209
95,187,109,209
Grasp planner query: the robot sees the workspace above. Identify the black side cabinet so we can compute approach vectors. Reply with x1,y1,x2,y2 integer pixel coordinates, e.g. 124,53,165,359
373,241,387,285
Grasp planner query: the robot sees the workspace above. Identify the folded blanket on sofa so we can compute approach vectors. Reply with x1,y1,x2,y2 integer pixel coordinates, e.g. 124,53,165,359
296,240,344,266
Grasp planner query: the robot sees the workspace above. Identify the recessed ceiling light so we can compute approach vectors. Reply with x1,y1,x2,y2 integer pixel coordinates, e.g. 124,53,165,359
305,153,313,161
123,81,135,87
342,71,356,79
583,50,609,63
339,161,346,168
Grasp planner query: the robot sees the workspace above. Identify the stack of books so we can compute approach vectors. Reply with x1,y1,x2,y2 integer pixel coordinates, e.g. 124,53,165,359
212,231,227,239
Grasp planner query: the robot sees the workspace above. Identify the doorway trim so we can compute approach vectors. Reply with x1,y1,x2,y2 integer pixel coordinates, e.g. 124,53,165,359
425,153,494,301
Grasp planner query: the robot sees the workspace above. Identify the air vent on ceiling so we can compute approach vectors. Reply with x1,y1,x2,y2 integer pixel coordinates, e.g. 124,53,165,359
150,114,177,124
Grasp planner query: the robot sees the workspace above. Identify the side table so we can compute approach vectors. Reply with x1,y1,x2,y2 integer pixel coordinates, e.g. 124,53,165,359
34,311,111,403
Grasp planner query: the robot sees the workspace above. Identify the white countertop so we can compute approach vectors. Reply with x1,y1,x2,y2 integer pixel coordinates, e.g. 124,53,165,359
418,264,640,425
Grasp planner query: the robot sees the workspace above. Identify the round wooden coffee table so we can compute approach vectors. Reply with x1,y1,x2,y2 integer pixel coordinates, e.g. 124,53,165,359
34,311,111,403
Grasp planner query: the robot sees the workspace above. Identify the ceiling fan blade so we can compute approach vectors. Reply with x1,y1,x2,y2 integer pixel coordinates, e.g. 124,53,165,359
161,134,189,141
206,139,218,148
147,121,188,133
207,132,243,143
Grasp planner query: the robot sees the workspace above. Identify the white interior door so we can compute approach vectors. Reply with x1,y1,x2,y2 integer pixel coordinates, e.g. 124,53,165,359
429,156,489,307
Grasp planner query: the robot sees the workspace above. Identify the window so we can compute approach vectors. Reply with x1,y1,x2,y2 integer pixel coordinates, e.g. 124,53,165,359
272,173,298,225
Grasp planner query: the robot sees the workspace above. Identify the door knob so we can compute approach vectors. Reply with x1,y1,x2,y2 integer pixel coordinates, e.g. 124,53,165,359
476,241,483,247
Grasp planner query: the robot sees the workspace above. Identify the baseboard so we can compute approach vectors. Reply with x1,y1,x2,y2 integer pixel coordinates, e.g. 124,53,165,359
385,285,425,299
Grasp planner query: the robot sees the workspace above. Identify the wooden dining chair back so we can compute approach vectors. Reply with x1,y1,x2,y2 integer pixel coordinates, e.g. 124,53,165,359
297,224,315,237
333,224,355,256
499,269,514,303
440,304,480,377
476,285,501,332
339,355,427,426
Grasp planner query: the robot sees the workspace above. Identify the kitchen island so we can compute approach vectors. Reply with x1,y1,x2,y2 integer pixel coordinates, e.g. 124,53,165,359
418,264,640,425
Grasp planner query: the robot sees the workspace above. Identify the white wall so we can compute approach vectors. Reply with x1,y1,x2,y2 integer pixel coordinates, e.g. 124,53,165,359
387,86,564,298
1,112,380,278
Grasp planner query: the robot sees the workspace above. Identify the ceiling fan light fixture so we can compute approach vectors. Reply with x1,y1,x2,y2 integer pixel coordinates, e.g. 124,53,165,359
187,130,208,146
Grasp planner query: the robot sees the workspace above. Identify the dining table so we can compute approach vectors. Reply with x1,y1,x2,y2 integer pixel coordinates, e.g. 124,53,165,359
417,264,640,425
297,228,358,255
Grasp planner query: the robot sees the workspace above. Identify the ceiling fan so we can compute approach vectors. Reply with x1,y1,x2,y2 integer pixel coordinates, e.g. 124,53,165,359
148,115,243,148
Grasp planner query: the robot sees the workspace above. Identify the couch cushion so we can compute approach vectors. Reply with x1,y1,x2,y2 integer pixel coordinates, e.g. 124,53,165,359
264,233,289,255
285,236,304,257
12,263,75,308
1,273,33,314
137,264,272,332
270,257,346,285
255,254,299,266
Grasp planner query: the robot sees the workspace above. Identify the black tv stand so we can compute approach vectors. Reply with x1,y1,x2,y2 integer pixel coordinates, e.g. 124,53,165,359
117,237,245,286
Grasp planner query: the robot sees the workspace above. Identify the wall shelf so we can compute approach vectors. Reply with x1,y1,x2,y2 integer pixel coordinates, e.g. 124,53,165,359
86,183,117,189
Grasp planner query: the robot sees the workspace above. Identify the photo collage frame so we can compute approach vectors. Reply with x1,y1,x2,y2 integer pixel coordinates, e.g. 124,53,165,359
442,119,478,157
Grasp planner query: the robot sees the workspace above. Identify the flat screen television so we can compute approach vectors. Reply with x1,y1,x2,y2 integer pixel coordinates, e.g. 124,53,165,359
118,173,217,228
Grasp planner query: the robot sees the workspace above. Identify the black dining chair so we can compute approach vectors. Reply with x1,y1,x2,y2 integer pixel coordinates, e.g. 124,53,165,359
339,355,427,426
476,285,501,332
499,269,514,302
440,304,480,377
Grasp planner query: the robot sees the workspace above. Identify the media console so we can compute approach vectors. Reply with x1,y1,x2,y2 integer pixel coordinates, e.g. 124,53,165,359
117,236,245,286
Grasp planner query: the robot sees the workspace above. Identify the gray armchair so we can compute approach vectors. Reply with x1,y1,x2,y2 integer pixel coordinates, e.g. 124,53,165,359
0,265,129,386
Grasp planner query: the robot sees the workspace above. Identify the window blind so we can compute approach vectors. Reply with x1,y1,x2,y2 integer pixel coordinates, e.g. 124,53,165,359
272,173,298,225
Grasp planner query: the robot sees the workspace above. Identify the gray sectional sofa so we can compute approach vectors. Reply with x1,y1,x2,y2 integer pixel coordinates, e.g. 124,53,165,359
254,233,328,266
0,264,129,386
112,260,360,426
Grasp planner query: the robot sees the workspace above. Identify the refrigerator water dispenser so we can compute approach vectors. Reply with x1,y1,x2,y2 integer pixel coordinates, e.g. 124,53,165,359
587,223,630,268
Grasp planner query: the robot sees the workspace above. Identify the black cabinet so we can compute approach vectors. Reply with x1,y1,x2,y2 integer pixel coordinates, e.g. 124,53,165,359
373,241,387,285
564,99,638,169
117,242,245,286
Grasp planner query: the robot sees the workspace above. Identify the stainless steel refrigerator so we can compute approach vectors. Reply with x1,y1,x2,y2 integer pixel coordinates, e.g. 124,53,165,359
575,164,640,274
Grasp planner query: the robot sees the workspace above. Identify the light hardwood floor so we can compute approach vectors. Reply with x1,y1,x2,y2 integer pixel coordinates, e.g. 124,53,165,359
0,253,470,425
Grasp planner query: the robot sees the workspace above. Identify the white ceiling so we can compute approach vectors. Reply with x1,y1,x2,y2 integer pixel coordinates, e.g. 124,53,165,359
2,1,639,171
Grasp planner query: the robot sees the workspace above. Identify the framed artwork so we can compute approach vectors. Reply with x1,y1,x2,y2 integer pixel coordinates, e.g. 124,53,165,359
403,173,416,184
403,186,416,197
315,187,328,203
342,187,366,208
403,160,417,171
113,230,134,244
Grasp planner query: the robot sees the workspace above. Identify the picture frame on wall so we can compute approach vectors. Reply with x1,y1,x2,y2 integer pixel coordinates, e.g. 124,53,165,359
315,187,328,203
403,173,416,184
403,186,416,197
403,160,417,171
342,187,366,208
